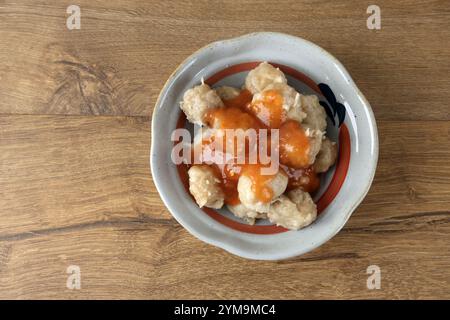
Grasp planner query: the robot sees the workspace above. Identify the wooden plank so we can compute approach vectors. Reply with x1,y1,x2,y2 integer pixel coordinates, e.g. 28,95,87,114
1,115,449,236
0,115,449,298
354,121,450,224
0,219,448,299
0,1,449,119
0,114,169,238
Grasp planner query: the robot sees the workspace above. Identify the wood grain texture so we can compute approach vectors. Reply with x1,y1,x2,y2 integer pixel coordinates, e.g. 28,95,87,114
0,0,449,299
1,0,449,119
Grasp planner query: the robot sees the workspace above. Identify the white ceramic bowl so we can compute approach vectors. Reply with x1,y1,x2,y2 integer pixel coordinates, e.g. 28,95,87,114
151,32,378,260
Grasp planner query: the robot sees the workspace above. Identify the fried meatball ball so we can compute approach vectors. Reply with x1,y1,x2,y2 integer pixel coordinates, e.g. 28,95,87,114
180,84,224,125
287,188,317,225
279,120,323,168
301,94,327,132
305,126,324,166
268,188,317,230
245,62,287,94
215,86,240,101
314,138,338,173
204,106,261,131
191,127,246,165
237,170,288,213
252,83,307,123
188,165,224,209
227,203,267,225
286,95,307,123
190,128,211,163
267,171,289,199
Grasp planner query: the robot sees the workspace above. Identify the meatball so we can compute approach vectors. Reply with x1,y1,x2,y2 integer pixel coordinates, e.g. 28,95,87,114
190,128,213,164
191,126,246,165
267,171,289,198
286,95,307,123
188,165,224,209
215,86,240,101
252,83,306,123
301,94,327,132
180,84,224,125
314,138,338,173
237,170,288,213
227,203,266,225
305,126,324,166
245,62,287,94
268,188,317,230
279,120,323,168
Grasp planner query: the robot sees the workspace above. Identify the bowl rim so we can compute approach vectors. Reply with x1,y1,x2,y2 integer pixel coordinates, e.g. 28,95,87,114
150,32,379,260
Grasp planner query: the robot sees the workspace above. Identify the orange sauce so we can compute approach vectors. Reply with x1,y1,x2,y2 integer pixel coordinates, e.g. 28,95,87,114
246,90,286,128
209,163,241,205
204,107,264,130
223,89,253,109
195,88,318,205
281,164,320,193
279,120,311,169
204,90,265,130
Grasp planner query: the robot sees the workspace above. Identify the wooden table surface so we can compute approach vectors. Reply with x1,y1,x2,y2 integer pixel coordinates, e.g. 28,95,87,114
0,0,449,299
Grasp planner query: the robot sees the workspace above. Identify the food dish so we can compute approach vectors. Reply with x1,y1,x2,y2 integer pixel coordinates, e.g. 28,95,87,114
151,32,378,260
179,62,338,230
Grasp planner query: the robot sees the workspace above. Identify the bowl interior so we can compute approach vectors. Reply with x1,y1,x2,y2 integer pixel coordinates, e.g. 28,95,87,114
176,62,347,232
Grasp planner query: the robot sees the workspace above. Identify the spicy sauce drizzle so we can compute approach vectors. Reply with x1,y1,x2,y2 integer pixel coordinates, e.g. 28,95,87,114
197,89,319,205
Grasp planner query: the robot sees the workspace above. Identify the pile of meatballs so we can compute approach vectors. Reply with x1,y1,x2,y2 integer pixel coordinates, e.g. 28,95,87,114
180,62,337,230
